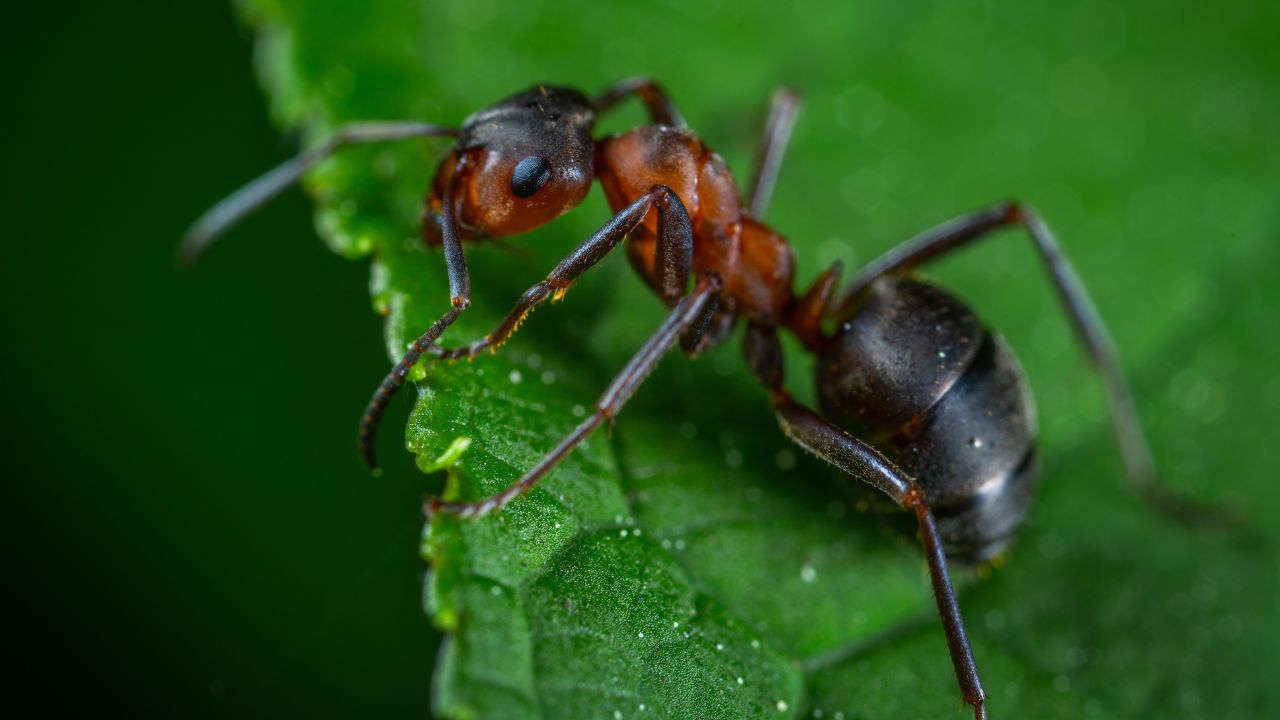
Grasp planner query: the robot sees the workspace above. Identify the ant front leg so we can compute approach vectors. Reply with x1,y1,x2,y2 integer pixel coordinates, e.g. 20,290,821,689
593,77,686,127
366,184,692,470
427,273,721,518
742,323,987,720
358,163,473,472
427,185,694,362
832,202,1237,527
180,121,456,264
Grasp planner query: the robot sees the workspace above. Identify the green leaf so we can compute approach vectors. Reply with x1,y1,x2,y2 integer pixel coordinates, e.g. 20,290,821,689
239,0,1280,717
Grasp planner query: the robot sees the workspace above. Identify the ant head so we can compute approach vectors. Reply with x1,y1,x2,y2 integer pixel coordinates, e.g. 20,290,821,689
424,86,596,244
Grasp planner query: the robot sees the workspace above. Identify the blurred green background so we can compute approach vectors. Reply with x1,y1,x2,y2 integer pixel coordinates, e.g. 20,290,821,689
7,0,1278,717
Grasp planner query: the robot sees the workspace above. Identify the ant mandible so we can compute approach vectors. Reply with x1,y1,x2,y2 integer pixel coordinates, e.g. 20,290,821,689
184,78,1225,719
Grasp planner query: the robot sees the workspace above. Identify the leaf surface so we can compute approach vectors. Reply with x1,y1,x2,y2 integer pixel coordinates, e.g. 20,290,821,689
241,0,1280,717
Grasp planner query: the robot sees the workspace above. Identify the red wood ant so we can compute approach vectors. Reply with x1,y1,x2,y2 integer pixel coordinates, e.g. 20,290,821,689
184,79,1229,719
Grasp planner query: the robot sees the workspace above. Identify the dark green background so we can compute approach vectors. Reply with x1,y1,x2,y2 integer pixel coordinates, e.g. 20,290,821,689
7,1,1277,718
9,2,435,716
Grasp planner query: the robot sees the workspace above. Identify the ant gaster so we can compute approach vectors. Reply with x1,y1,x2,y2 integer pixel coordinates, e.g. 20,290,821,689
184,78,1230,720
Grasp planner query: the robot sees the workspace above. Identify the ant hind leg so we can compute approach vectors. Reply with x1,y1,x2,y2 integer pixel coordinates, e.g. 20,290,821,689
743,324,987,720
832,202,1239,528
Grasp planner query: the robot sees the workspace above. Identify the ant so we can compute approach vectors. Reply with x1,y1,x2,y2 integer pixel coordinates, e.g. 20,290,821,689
184,79,1230,719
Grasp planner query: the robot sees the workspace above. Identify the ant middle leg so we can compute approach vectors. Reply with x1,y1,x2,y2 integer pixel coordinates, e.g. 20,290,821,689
426,273,722,518
831,202,1237,527
742,323,987,720
745,87,801,219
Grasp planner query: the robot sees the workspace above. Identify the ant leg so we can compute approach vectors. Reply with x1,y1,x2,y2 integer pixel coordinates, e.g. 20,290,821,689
745,87,801,219
428,184,694,362
832,202,1235,527
593,77,686,127
427,273,722,518
359,165,472,472
742,324,987,720
366,184,692,469
780,392,989,720
783,260,843,353
180,121,456,264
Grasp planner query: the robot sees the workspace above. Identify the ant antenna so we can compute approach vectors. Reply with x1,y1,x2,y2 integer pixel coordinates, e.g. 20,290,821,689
180,121,456,265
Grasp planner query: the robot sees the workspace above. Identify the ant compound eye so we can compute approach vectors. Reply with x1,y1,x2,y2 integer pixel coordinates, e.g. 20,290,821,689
510,155,552,198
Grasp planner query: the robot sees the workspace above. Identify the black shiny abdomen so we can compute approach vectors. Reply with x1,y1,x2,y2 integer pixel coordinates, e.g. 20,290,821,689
817,276,1038,562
